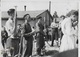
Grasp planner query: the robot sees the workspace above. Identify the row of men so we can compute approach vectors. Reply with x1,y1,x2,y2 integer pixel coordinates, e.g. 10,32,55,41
1,8,59,57
1,8,78,57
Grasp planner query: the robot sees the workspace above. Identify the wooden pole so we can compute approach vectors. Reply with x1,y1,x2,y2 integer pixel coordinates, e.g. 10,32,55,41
49,1,51,13
49,1,51,26
14,6,17,37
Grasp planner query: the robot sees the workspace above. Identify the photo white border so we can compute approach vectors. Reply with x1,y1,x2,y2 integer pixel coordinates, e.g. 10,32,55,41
78,2,80,57
0,1,79,57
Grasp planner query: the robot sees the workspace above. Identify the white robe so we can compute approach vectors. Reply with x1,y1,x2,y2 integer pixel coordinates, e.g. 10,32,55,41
59,17,78,52
5,18,14,38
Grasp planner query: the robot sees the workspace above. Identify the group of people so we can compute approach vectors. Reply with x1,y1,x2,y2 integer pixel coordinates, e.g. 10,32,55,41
59,11,78,52
1,8,45,57
51,11,78,52
1,8,78,57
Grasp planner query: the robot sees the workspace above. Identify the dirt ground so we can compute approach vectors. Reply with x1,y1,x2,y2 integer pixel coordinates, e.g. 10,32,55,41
32,40,59,57
1,40,60,57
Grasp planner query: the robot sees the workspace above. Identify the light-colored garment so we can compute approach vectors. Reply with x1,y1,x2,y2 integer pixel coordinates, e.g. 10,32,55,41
5,18,14,38
59,17,78,52
58,20,63,29
50,22,58,28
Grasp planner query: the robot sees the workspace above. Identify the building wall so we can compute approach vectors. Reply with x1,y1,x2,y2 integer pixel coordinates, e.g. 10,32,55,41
37,11,52,27
1,18,37,29
2,11,52,28
1,19,24,26
46,12,53,26
1,19,7,26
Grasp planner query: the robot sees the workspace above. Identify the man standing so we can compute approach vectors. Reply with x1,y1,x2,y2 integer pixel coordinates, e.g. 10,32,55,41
5,8,16,56
50,18,58,46
5,9,15,38
35,17,45,56
21,14,35,57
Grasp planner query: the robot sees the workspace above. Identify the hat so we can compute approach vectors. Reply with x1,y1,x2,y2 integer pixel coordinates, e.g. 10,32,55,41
23,14,31,20
7,8,15,15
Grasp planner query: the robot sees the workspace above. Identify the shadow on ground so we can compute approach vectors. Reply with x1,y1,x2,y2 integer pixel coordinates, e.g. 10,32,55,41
44,50,59,56
32,50,59,57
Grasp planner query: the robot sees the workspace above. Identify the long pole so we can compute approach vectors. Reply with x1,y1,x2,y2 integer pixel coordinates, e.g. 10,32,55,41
14,6,17,37
49,1,51,13
49,1,51,26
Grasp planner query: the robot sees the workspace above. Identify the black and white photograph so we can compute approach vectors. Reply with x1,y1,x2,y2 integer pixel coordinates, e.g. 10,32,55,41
0,0,79,57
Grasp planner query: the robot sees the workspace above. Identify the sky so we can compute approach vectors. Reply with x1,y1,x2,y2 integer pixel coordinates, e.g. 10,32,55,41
1,0,79,16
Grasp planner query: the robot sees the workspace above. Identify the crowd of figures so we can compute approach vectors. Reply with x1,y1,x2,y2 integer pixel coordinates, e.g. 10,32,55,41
1,8,78,57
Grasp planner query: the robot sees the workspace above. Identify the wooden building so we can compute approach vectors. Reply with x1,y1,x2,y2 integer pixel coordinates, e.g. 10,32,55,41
1,9,53,28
